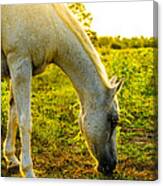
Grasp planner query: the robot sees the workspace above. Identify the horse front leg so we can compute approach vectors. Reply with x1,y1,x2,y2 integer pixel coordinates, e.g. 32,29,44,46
7,54,35,177
3,87,19,173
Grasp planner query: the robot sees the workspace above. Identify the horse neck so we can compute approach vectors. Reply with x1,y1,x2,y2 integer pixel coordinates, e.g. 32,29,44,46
53,4,110,112
53,4,108,111
55,38,109,112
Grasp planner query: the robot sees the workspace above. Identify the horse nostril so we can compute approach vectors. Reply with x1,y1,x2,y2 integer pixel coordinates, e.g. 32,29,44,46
97,159,117,176
97,164,106,174
105,165,110,172
109,159,116,172
97,164,103,172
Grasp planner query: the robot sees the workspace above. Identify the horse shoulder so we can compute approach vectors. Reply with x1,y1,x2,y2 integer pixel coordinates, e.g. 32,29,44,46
2,4,59,73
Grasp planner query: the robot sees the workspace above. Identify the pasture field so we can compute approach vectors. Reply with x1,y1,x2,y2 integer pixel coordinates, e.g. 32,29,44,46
1,46,158,180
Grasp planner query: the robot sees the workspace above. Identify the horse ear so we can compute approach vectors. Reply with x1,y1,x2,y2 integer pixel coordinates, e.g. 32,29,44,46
109,75,117,85
109,78,124,98
115,78,124,93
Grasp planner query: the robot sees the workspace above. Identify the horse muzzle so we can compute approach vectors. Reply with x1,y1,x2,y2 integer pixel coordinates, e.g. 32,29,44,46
97,158,117,176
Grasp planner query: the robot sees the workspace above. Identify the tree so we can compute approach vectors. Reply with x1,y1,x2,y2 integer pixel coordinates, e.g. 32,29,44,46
68,3,98,45
68,3,92,29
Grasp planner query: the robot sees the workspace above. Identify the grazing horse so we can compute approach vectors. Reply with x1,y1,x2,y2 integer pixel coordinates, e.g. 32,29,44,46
1,4,123,177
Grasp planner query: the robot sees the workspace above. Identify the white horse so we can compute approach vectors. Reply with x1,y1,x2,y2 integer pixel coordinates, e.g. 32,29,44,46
1,4,123,177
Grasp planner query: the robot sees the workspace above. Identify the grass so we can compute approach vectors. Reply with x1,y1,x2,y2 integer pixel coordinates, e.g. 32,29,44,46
1,47,158,180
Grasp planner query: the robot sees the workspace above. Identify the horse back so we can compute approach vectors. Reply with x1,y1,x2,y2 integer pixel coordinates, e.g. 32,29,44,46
1,4,59,72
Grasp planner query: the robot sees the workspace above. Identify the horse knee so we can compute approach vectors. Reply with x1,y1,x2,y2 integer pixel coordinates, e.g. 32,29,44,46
19,114,32,134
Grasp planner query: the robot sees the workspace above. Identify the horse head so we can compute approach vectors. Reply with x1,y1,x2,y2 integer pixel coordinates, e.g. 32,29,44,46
79,76,124,176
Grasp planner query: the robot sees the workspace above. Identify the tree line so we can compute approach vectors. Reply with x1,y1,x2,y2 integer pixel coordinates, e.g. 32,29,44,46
68,3,158,49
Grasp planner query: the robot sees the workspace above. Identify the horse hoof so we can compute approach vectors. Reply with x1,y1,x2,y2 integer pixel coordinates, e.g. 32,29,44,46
22,169,36,178
20,165,36,178
7,164,20,175
26,170,36,178
1,157,8,177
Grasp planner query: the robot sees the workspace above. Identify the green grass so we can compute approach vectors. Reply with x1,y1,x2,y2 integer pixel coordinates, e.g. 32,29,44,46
1,47,158,180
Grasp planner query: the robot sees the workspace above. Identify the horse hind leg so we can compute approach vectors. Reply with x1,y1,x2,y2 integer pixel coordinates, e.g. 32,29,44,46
7,54,35,178
3,87,19,174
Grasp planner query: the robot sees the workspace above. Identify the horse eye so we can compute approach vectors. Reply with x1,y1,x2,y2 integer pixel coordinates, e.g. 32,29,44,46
107,114,119,129
111,115,119,128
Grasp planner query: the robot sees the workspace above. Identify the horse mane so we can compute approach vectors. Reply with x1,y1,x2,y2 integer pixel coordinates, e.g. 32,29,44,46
52,3,110,88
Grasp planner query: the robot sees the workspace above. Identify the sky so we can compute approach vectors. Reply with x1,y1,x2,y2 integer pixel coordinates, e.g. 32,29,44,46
84,1,154,37
1,0,154,37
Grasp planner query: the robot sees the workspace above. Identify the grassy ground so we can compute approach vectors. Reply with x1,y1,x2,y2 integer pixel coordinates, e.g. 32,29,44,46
1,47,158,180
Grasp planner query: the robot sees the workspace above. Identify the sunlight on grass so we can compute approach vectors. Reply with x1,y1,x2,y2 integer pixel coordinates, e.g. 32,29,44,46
1,46,157,180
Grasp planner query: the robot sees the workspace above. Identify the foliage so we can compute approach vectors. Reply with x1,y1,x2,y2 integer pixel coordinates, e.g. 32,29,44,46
1,39,158,179
68,3,157,49
68,3,93,29
98,35,158,49
68,3,98,45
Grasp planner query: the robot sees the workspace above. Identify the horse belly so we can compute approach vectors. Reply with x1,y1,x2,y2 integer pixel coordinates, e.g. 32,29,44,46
2,4,58,76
